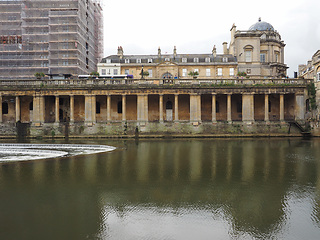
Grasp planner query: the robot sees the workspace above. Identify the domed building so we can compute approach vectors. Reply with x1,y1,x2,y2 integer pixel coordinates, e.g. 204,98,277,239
228,18,288,78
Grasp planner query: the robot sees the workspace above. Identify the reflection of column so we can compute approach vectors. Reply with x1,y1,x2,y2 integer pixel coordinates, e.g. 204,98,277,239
0,95,2,123
264,94,269,122
280,94,284,122
70,95,74,123
212,94,217,123
242,93,254,123
227,94,232,122
107,95,111,122
242,141,254,182
189,141,201,181
174,94,179,122
55,95,59,123
159,94,163,123
295,94,305,120
15,96,20,122
122,94,126,121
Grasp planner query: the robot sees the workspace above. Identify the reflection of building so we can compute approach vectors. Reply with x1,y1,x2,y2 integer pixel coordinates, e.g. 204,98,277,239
98,18,287,79
0,0,103,79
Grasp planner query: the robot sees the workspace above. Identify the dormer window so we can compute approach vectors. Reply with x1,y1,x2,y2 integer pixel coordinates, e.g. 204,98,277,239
223,57,228,63
148,58,153,63
106,59,111,63
205,57,211,63
182,58,187,63
125,59,130,63
136,58,141,63
193,58,199,63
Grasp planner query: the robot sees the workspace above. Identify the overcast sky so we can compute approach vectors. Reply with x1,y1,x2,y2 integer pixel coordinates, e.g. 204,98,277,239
102,0,320,77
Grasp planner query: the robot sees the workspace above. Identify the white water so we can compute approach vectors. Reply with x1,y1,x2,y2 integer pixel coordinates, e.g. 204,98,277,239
0,143,116,162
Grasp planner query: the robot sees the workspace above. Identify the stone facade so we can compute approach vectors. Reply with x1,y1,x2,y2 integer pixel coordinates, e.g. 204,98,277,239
0,78,310,138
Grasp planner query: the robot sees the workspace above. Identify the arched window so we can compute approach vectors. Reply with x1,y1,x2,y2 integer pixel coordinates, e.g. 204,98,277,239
2,102,8,114
166,101,173,110
96,102,100,114
117,101,122,114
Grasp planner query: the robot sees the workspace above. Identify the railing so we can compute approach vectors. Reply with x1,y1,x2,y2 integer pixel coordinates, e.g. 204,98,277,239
0,78,312,87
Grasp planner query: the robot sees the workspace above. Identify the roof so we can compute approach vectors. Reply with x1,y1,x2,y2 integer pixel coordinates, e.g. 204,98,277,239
249,18,275,31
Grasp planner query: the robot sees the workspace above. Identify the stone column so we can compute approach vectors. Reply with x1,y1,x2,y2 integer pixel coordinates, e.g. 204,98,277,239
15,96,20,122
70,95,74,123
122,95,126,122
33,95,45,126
107,95,111,122
92,95,96,123
212,94,217,123
0,95,2,123
174,94,179,122
85,95,94,125
137,94,148,123
294,94,305,120
280,94,284,122
227,94,232,123
242,93,254,123
159,94,164,123
190,94,201,123
55,95,59,123
264,94,269,122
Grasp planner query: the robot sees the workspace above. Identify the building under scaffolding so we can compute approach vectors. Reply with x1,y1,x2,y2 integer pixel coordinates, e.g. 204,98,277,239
0,0,103,79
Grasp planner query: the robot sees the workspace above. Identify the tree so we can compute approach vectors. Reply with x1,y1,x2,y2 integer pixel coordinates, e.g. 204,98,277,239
188,71,199,78
34,72,45,79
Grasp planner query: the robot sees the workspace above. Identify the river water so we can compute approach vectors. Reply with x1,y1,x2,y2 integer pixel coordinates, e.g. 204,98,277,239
0,138,320,240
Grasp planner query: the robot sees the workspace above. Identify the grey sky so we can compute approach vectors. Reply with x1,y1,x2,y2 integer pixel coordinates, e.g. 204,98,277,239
102,0,320,77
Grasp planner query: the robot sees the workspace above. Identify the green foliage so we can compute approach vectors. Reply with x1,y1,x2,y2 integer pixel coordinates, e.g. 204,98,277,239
188,71,199,77
139,71,149,76
90,71,99,77
307,82,317,110
34,72,45,79
237,71,247,77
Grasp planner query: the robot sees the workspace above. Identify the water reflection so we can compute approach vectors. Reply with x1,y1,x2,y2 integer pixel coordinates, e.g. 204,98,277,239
0,139,320,239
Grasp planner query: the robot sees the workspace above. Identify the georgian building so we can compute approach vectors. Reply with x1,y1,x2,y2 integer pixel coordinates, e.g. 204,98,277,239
98,18,287,79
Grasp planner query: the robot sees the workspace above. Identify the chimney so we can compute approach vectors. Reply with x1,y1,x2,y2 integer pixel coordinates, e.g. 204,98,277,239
158,46,161,58
212,45,217,58
173,46,177,58
117,46,124,59
222,42,228,54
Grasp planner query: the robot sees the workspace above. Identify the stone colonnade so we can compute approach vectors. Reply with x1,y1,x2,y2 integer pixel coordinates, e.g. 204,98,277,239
0,90,306,125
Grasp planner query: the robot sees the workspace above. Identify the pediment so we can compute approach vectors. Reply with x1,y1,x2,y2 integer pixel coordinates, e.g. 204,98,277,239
157,61,178,67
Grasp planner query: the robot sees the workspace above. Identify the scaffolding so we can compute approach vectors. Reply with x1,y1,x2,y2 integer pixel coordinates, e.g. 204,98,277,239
0,0,103,79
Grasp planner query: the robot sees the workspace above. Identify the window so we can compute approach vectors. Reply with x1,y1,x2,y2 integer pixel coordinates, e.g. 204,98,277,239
2,102,8,114
206,69,211,77
117,101,122,114
217,68,222,76
148,58,153,63
182,58,187,63
148,69,152,77
275,53,279,62
205,57,211,63
182,69,187,77
165,58,170,62
317,72,320,82
125,59,130,63
229,68,234,76
101,69,106,75
193,58,199,63
113,69,118,75
194,69,199,75
107,69,111,75
106,59,111,63
125,69,129,75
96,102,100,114
136,59,141,63
260,53,266,63
223,57,228,63
245,50,252,62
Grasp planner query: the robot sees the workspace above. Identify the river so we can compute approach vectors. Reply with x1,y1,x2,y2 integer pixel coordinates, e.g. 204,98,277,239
0,138,320,240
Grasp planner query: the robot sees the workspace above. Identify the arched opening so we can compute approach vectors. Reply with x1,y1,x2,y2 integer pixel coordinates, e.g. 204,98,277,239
162,72,173,79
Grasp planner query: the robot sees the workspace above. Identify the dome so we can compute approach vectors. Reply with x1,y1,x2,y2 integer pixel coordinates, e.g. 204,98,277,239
249,18,274,31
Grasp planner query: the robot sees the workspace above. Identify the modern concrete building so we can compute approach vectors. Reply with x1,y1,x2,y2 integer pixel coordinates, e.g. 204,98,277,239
0,0,103,79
